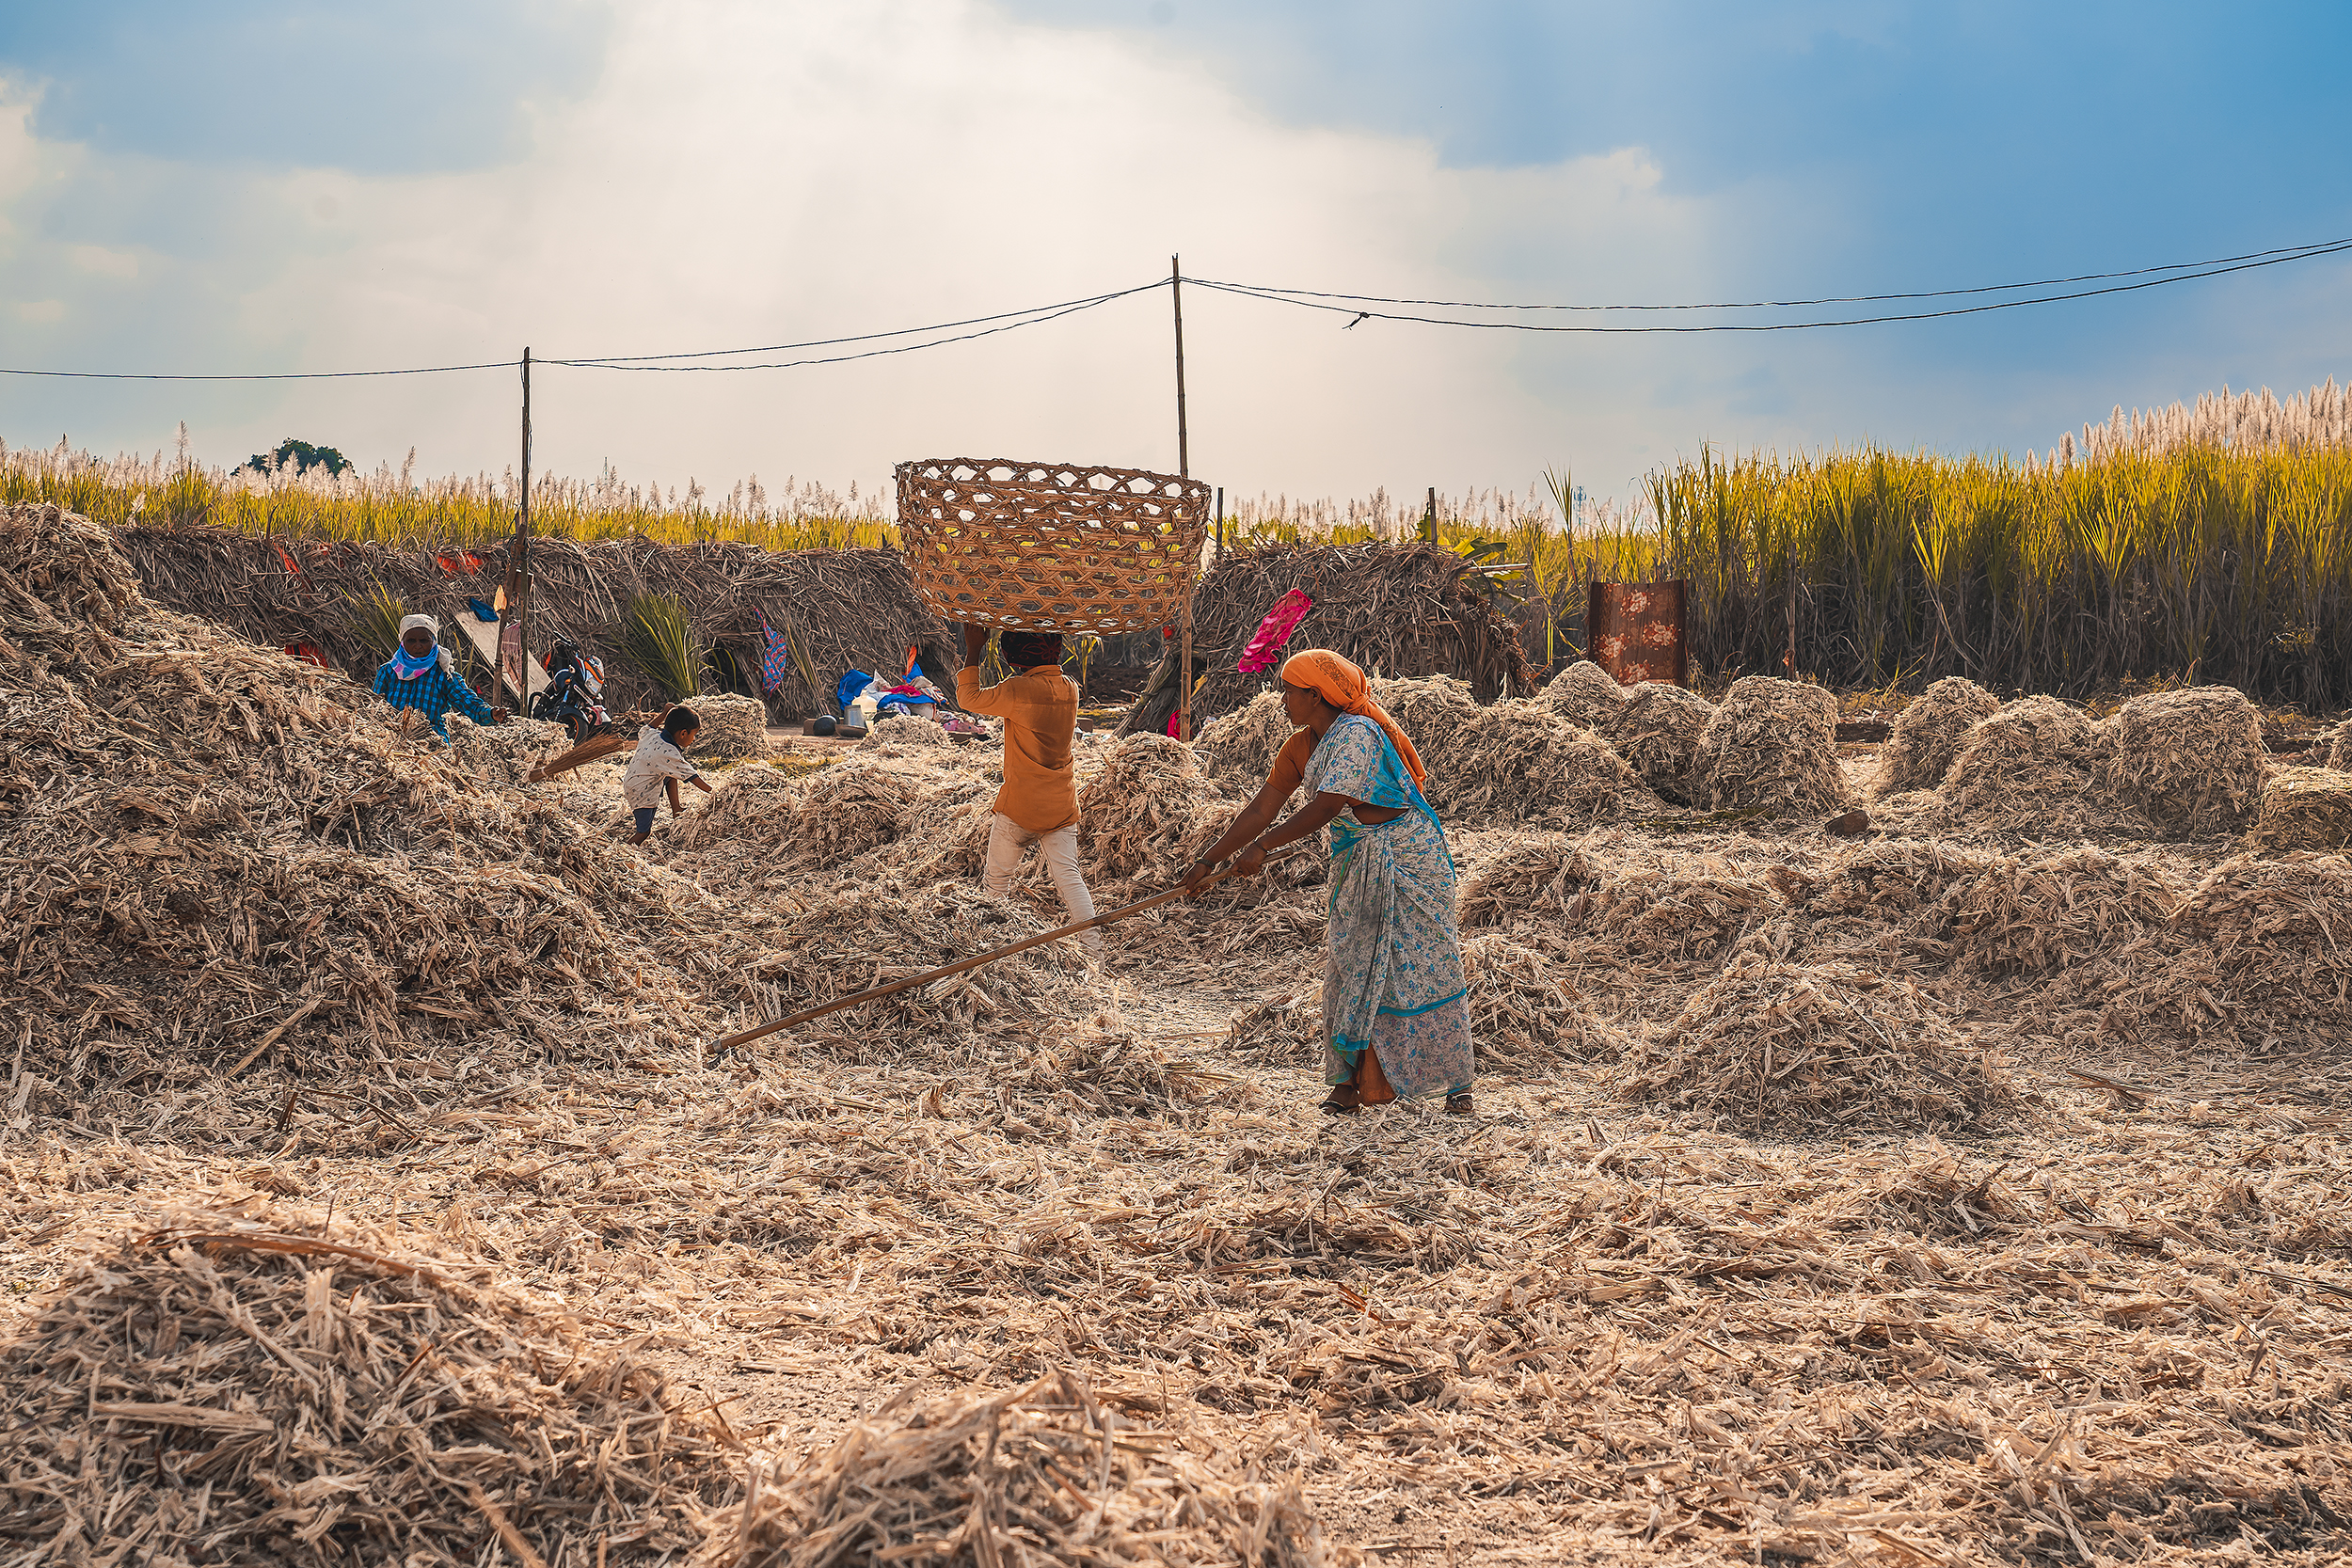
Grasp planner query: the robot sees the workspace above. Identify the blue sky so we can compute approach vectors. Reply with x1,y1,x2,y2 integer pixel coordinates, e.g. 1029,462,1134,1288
2,0,2348,505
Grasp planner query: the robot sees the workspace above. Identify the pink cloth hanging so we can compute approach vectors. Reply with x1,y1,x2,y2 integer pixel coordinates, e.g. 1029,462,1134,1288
1236,589,1314,673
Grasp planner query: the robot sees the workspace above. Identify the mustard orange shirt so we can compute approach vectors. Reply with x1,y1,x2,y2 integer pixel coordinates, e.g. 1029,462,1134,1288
957,665,1080,832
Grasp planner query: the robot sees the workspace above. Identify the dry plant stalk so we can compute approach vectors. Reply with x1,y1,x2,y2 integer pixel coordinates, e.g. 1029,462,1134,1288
1871,673,1998,797
1623,950,2024,1132
1599,680,1715,807
2249,766,2352,852
1534,657,1627,729
0,1209,733,1567
1698,676,1850,816
720,1369,1329,1568
2105,685,2272,838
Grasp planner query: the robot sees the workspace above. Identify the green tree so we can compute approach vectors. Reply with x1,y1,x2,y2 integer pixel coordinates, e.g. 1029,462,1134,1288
241,438,351,477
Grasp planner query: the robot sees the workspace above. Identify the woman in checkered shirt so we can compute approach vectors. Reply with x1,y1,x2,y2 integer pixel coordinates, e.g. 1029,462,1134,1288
372,614,496,742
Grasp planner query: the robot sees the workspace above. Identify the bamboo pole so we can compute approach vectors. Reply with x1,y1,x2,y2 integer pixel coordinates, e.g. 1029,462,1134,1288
713,847,1299,1051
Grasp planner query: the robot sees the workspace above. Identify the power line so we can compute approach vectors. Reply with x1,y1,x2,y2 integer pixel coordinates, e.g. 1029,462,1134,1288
0,281,1164,382
3,232,2344,381
0,357,520,383
1195,235,2352,313
1192,238,2352,334
551,281,1163,365
547,282,1161,372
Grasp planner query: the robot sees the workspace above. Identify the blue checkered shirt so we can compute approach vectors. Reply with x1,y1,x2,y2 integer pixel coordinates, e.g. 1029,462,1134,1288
373,659,495,741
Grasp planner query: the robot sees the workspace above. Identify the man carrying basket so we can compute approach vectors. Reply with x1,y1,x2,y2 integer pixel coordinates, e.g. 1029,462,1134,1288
959,624,1101,957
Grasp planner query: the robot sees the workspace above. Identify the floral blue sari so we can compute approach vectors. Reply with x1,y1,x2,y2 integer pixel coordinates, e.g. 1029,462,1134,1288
1306,715,1474,1100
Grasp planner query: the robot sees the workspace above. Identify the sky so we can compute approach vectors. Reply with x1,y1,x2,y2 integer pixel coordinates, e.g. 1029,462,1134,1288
2,0,2349,508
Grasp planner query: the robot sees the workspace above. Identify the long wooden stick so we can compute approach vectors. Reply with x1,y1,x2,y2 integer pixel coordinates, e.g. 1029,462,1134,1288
714,847,1300,1051
526,732,629,782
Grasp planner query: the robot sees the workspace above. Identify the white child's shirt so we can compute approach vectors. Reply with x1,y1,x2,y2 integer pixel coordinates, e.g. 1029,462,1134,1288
622,726,700,809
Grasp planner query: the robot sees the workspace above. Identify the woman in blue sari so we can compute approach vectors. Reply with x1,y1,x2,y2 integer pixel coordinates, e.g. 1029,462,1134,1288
1184,650,1474,1115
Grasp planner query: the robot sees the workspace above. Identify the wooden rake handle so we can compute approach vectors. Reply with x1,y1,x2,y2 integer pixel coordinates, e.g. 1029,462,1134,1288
712,846,1303,1051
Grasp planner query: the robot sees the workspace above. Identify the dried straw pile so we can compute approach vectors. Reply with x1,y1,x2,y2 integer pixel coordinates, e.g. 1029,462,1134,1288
2328,723,2348,770
718,1370,1328,1568
1568,863,1790,962
673,756,981,871
1697,676,1849,816
1454,834,1605,927
1534,658,1625,728
1366,673,1484,766
0,503,766,1108
1806,839,1998,925
1945,846,2185,973
691,693,772,760
1598,680,1716,807
2110,851,2352,1048
1459,933,1636,1069
2106,685,2271,837
1423,703,1655,829
0,1211,733,1567
742,880,1090,1057
1003,1014,1259,1118
1940,694,2129,835
1197,679,1656,831
446,712,574,784
1789,839,2001,971
1222,935,1629,1075
1623,951,2023,1133
854,710,955,753
1872,675,1999,797
2250,766,2352,852
1078,734,1234,892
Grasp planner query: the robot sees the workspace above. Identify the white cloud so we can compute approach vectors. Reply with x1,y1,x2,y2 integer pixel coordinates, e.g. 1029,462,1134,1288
0,0,1825,503
67,242,136,277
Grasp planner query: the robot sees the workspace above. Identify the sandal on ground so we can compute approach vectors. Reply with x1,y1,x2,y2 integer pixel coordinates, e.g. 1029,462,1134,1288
1445,1092,1474,1117
1319,1090,1362,1116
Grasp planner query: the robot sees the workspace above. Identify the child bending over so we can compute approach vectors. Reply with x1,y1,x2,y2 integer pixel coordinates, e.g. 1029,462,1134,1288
623,705,712,844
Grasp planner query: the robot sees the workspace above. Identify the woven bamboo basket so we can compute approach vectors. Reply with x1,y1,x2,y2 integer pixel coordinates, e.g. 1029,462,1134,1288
895,458,1211,633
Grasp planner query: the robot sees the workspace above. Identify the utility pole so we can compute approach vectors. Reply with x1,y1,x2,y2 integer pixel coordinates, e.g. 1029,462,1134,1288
1172,255,1194,743
519,347,533,708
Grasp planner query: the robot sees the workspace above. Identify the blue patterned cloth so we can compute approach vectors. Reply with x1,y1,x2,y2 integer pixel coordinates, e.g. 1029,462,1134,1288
373,658,494,742
1307,715,1473,1100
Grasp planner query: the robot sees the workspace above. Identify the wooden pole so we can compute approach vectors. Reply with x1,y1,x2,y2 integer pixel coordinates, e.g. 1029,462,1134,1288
1172,254,1194,742
1785,554,1796,677
1422,486,1438,543
1215,483,1224,561
1171,255,1189,479
713,847,1300,1051
519,347,533,707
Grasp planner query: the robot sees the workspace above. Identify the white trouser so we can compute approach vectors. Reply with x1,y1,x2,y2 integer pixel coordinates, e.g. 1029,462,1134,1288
983,814,1101,954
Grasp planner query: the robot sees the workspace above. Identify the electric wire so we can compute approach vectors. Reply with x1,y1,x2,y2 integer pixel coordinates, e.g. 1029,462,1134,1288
1194,235,2352,313
550,280,1164,365
547,282,1160,372
1192,238,2352,334
1,233,2345,379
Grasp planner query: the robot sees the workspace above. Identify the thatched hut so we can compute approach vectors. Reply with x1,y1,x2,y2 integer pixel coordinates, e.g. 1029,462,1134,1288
110,526,954,721
1118,542,1534,737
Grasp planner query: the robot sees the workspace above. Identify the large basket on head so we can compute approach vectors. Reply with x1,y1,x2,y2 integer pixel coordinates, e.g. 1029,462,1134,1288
895,458,1211,633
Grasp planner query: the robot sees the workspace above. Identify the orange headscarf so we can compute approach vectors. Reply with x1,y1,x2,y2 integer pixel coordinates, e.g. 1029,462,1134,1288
1280,650,1428,785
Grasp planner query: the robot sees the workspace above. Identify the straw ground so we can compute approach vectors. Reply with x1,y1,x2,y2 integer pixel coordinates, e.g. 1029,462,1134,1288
6,500,2351,1566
